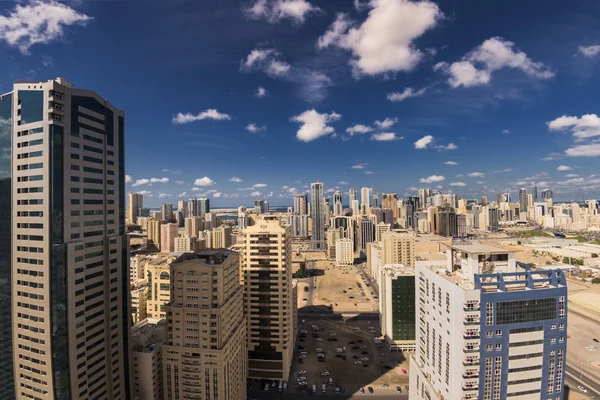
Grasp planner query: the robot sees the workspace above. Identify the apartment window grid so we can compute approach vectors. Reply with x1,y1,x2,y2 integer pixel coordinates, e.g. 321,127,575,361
556,350,563,393
174,366,179,399
493,357,502,400
547,350,555,394
432,283,436,303
445,343,450,384
432,328,436,370
558,296,565,318
205,368,210,399
484,357,492,400
486,302,494,326
213,369,218,399
445,293,450,313
438,288,442,307
437,335,442,376
426,322,430,363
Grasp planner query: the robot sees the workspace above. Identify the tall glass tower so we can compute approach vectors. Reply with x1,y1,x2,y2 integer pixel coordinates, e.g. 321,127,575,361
10,78,131,399
310,181,326,250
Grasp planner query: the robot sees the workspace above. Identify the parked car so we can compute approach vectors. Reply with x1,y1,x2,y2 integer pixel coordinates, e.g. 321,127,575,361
368,386,374,393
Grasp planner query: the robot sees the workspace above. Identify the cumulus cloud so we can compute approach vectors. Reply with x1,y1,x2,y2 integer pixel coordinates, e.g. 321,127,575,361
125,174,132,183
230,177,243,183
346,124,373,135
547,114,600,139
414,135,433,149
449,182,466,187
351,163,368,169
158,193,169,199
178,192,189,197
565,143,600,157
172,109,231,124
374,117,398,129
557,165,572,171
578,45,600,58
467,172,485,178
194,177,216,186
387,87,427,102
444,161,458,166
292,109,341,142
255,86,269,98
420,175,445,184
213,192,222,198
151,177,169,183
435,37,554,88
317,0,443,76
502,129,510,134
365,171,375,175
137,190,152,196
245,0,320,24
339,181,349,185
241,48,291,77
437,143,457,150
132,177,169,187
565,174,579,178
253,183,268,188
0,0,91,54
370,132,399,141
246,123,267,133
249,191,262,197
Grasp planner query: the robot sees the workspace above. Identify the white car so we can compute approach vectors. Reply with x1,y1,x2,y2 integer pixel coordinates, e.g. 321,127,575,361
298,370,306,375
578,386,587,393
354,360,363,365
362,357,369,361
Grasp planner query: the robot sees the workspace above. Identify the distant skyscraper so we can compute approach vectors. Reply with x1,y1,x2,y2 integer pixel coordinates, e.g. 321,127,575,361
372,194,379,208
311,182,326,250
380,265,416,351
129,192,144,224
160,222,178,252
349,188,357,206
351,199,359,216
324,197,331,228
9,78,130,399
519,188,528,212
148,219,162,252
418,188,431,210
293,192,308,215
361,187,370,209
542,189,553,201
481,195,487,206
531,184,538,202
503,192,512,203
382,193,399,218
359,217,374,251
333,190,342,205
187,198,199,217
161,202,173,221
254,199,269,214
177,199,188,218
199,197,210,216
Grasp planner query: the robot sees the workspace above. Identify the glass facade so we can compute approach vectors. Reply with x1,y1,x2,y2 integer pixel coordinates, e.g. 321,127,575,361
391,276,416,340
18,90,44,124
496,298,557,325
0,92,14,399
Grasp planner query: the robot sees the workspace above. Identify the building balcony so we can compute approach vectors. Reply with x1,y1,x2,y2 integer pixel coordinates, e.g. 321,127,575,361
463,318,480,326
462,357,479,366
462,370,479,379
463,329,480,339
462,384,478,391
463,347,480,353
462,393,478,400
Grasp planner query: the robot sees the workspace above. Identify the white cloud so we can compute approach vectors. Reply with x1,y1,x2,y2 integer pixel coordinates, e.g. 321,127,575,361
175,180,184,185
230,177,243,183
205,190,218,194
194,177,216,186
253,183,268,188
414,135,433,149
241,48,291,77
437,143,457,150
0,0,91,54
444,161,458,166
565,143,600,157
125,174,132,183
291,109,341,142
354,0,369,11
547,114,600,139
370,132,398,141
346,124,373,135
256,86,269,98
449,182,466,187
224,193,240,198
317,0,443,76
249,191,262,197
287,187,297,193
565,174,579,178
158,193,169,199
245,0,320,24
132,179,149,187
365,171,375,175
150,177,169,183
557,165,572,171
502,129,510,134
578,45,600,58
213,192,222,198
387,87,427,102
435,37,554,88
268,60,291,76
351,163,367,169
137,190,152,196
467,172,485,178
339,181,349,185
178,192,189,197
420,175,445,184
282,185,289,189
172,109,231,124
246,123,267,133
374,117,398,129
476,181,485,185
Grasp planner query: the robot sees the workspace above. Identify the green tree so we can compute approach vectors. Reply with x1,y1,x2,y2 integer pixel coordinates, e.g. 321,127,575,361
592,277,600,284
562,257,569,264
517,240,521,245
592,253,598,258
546,261,552,265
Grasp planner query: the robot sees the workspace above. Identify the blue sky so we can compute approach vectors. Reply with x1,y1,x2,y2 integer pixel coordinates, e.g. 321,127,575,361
2,0,600,207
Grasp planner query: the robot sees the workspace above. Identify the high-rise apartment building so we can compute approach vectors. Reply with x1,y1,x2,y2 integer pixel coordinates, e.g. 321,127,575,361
418,188,431,210
128,192,144,224
288,214,309,238
381,230,416,267
351,199,359,216
361,187,370,209
333,190,342,206
148,219,162,252
379,265,416,351
0,86,14,399
162,250,247,400
243,216,295,381
531,184,538,203
349,188,357,207
359,217,374,252
382,193,399,218
372,194,379,208
254,199,269,214
161,203,173,221
212,225,232,248
199,197,210,217
184,216,204,238
481,195,487,206
174,235,205,253
293,192,308,215
131,318,166,400
146,255,176,319
375,222,391,242
542,189,553,201
177,200,188,218
310,182,326,251
410,243,567,400
9,78,130,399
335,238,354,265
519,188,528,213
160,222,179,253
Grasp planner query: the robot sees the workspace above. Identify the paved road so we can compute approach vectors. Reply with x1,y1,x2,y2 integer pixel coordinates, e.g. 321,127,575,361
566,365,600,398
247,389,408,399
356,263,379,298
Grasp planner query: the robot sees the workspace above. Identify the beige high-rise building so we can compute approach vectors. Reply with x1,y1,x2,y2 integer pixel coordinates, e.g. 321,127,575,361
132,318,166,400
160,222,179,253
212,225,232,248
162,250,247,400
146,255,176,319
8,78,131,399
184,216,204,237
381,193,399,218
244,216,296,381
375,222,391,242
129,192,144,224
174,235,205,252
148,219,162,252
382,229,416,267
131,286,149,324
335,238,354,265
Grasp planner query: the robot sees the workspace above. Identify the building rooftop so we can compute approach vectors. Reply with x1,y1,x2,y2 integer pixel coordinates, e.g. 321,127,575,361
382,264,415,277
448,242,513,255
171,248,233,266
131,318,167,353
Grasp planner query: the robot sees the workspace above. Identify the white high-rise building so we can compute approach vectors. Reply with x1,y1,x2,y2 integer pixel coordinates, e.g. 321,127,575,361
129,192,144,224
8,78,131,399
351,199,359,216
311,182,326,251
335,238,354,265
349,189,357,207
361,187,370,209
410,243,568,400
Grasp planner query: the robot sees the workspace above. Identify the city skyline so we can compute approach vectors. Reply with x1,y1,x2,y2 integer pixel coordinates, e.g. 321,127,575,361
2,1,600,206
